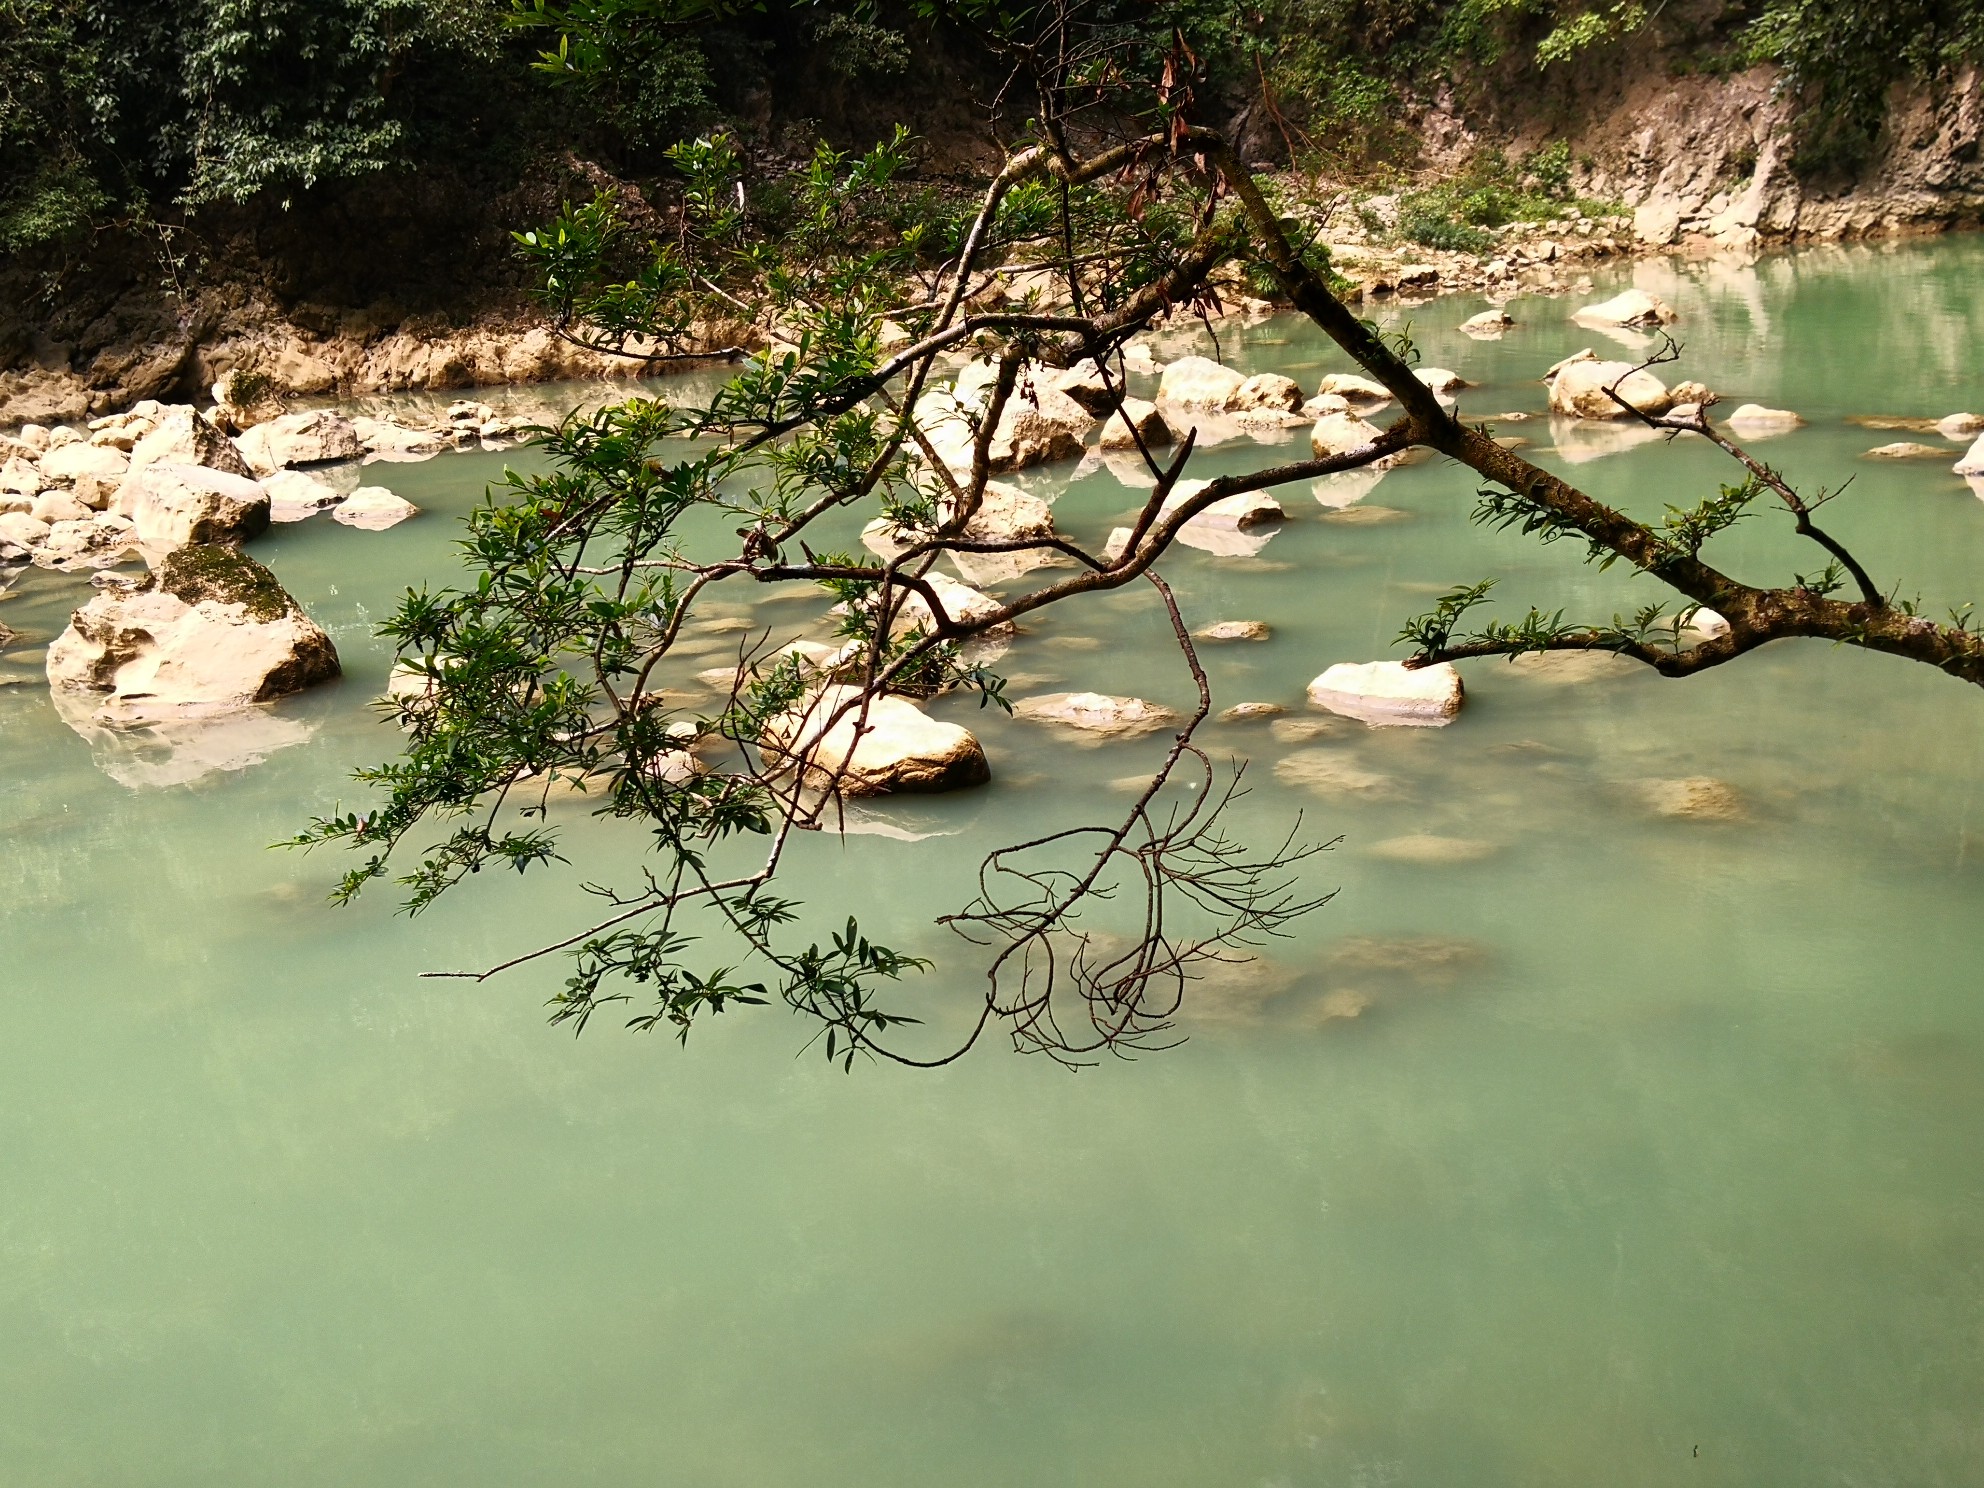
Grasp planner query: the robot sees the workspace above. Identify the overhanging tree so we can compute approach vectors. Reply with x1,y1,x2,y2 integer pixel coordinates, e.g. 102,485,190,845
291,0,1984,1066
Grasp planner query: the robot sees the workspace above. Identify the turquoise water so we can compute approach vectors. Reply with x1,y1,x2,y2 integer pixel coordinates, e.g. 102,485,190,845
4,238,1984,1485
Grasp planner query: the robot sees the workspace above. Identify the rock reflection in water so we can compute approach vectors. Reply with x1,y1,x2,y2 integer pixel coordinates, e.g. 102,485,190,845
49,687,320,789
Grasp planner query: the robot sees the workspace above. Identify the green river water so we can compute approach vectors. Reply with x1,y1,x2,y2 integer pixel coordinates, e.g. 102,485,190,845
4,238,1984,1486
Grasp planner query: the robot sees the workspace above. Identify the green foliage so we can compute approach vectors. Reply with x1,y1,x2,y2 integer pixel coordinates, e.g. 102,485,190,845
1390,143,1618,252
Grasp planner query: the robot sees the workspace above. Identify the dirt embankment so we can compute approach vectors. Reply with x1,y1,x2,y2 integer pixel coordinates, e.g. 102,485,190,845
3,62,1979,432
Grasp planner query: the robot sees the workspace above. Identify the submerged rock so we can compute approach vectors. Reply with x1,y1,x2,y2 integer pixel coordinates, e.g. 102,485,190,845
1272,748,1394,797
46,546,340,723
1310,410,1389,459
263,470,345,522
1866,442,1947,459
236,410,366,474
1307,660,1464,726
1640,776,1744,821
1013,691,1179,738
1194,620,1270,642
1937,413,1984,440
759,685,989,795
1369,834,1498,864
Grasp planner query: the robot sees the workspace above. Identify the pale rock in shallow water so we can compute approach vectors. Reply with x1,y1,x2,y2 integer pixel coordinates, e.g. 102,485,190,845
1640,776,1744,821
1219,701,1285,721
331,487,419,530
1542,347,1598,382
1459,309,1513,337
1048,360,1120,416
31,491,91,525
1937,413,1984,440
1272,748,1394,797
1013,691,1179,738
1157,356,1247,410
1668,380,1714,407
1866,442,1946,460
1954,435,1984,477
1162,478,1284,531
1301,392,1351,419
1548,360,1673,420
1316,373,1393,405
1194,620,1270,642
1416,367,1469,395
1307,660,1464,727
758,685,989,796
263,469,345,522
1726,404,1805,436
1227,374,1305,413
1369,834,1498,864
1098,398,1174,451
114,462,271,550
45,546,340,724
1310,410,1389,460
1312,468,1389,509
1572,288,1677,328
236,410,365,474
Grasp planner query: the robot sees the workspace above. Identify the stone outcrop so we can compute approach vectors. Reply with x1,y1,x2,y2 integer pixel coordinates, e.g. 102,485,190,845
758,685,990,795
236,410,366,474
1307,660,1465,726
330,487,419,530
1311,410,1390,458
1572,289,1678,328
1158,356,1247,410
46,546,340,723
114,462,271,550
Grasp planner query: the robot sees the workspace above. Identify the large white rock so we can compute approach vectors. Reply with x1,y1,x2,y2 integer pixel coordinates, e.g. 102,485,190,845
1459,309,1513,337
1227,373,1305,413
331,486,419,530
38,440,129,485
1158,356,1248,409
1098,397,1174,451
919,371,1092,474
236,410,365,474
1937,413,1984,440
1416,367,1469,394
128,407,255,476
113,462,271,550
1014,691,1180,737
1572,289,1678,328
1955,435,1984,477
264,469,346,522
46,547,340,723
1317,373,1393,404
1726,404,1805,435
1548,360,1673,420
1048,360,1120,416
1311,410,1388,458
1307,660,1464,727
759,685,989,795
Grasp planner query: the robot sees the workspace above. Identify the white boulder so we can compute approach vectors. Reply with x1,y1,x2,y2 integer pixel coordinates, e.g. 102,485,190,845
1460,309,1513,337
1317,373,1393,405
39,440,129,485
331,487,419,530
1013,691,1180,738
1416,367,1469,394
1311,410,1388,458
1726,404,1804,435
1307,660,1464,727
1158,356,1247,409
46,546,340,723
1227,373,1305,413
264,470,346,522
1098,398,1174,451
1572,289,1678,328
128,407,255,476
758,685,989,795
114,462,271,550
1548,360,1673,420
1955,435,1984,477
236,410,365,474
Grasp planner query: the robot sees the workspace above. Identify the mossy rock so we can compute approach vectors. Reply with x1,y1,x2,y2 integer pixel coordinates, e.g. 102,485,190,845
156,544,297,623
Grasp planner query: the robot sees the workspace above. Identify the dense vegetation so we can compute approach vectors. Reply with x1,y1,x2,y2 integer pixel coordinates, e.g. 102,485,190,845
4,0,1980,262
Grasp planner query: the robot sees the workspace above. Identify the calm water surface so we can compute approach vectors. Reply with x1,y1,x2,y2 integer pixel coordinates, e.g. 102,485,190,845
4,238,1984,1486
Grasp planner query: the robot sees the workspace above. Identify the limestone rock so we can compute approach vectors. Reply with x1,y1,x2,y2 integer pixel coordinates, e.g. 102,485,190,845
1307,659,1464,727
1543,348,1598,381
1460,309,1513,337
1937,413,1984,440
1272,748,1393,796
1311,410,1388,458
1049,361,1121,416
39,440,129,485
264,470,345,522
331,487,419,530
1228,374,1305,413
1640,776,1744,821
46,546,340,723
1572,289,1677,328
1219,701,1284,721
1416,367,1469,394
1014,691,1179,738
128,407,255,477
1098,398,1174,451
1158,356,1247,409
1727,404,1805,435
236,410,365,474
1163,478,1285,531
1867,442,1947,459
1370,834,1497,864
759,685,989,795
1317,373,1393,404
1954,435,1984,477
114,463,271,550
1195,620,1270,642
1548,360,1673,420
